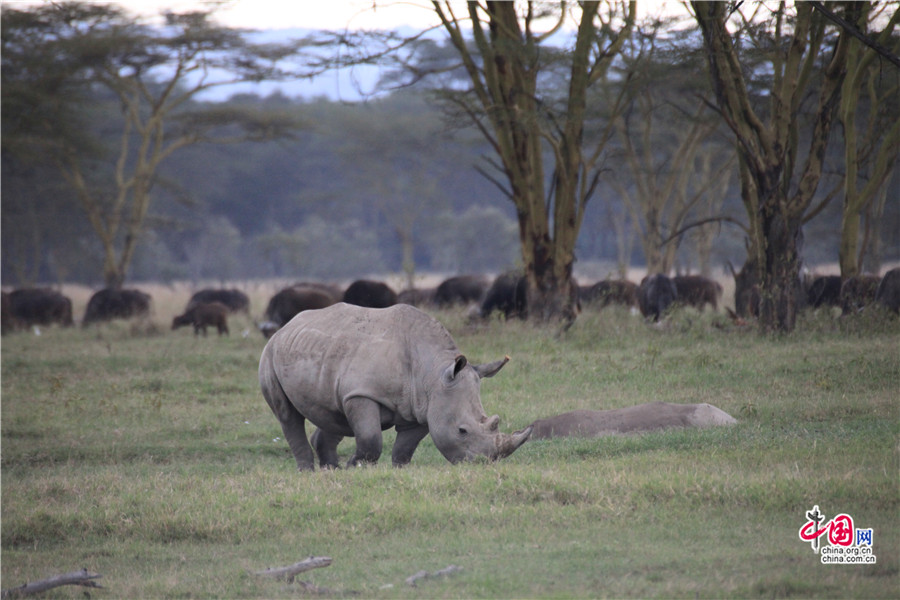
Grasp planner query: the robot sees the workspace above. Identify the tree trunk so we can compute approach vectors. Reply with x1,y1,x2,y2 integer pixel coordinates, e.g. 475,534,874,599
758,211,803,332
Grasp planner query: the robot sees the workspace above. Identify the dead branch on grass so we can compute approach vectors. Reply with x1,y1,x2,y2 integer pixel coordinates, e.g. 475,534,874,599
405,565,463,586
253,556,333,583
1,569,103,598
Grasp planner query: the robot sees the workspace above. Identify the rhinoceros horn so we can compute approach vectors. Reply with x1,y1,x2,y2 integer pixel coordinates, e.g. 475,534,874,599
493,425,533,459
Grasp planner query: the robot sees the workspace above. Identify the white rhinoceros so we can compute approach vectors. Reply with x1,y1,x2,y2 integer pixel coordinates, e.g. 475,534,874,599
259,302,532,470
530,402,737,439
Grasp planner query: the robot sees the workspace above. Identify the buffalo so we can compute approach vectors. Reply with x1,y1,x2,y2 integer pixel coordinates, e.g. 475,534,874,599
82,288,151,326
185,288,249,314
259,285,338,338
875,267,900,313
807,275,843,309
397,287,435,307
638,274,678,322
1,292,16,334
342,279,398,308
839,274,881,314
433,275,489,308
477,271,527,320
580,279,639,309
727,259,759,319
172,301,230,336
292,281,344,300
6,288,74,328
673,275,723,311
728,258,808,318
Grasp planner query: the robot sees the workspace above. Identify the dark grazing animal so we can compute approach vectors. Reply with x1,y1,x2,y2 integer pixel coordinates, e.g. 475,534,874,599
172,301,230,336
82,288,151,326
259,285,338,338
292,281,344,300
875,267,900,313
259,303,531,470
638,274,678,322
478,271,527,319
186,288,249,314
397,287,435,307
807,275,843,308
433,275,489,308
673,275,723,311
580,279,639,308
7,288,74,328
727,259,760,319
1,291,17,334
342,279,398,308
839,274,881,314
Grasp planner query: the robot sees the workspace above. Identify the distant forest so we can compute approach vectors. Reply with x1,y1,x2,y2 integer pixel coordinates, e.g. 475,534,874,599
3,4,898,288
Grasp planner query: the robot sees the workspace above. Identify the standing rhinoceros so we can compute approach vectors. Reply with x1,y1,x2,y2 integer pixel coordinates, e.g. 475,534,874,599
259,302,532,470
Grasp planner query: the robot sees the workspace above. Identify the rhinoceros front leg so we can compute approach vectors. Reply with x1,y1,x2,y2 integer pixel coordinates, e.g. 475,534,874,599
310,428,342,469
343,396,384,466
392,424,429,467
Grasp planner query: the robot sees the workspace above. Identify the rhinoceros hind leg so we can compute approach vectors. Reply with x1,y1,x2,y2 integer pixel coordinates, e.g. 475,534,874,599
278,410,316,471
343,397,384,466
310,428,343,469
260,356,315,471
392,424,429,466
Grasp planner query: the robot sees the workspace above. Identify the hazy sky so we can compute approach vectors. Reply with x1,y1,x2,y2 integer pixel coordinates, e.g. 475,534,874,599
84,0,680,31
102,0,443,30
3,1,683,100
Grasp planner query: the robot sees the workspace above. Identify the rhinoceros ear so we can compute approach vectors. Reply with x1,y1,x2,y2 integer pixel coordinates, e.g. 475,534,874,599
442,354,468,383
473,355,510,379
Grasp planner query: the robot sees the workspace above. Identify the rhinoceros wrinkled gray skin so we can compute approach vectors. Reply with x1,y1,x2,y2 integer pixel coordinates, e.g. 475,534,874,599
530,402,737,439
259,302,532,470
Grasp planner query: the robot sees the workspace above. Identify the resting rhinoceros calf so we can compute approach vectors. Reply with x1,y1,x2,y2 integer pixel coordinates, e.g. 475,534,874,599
259,302,532,470
530,402,737,439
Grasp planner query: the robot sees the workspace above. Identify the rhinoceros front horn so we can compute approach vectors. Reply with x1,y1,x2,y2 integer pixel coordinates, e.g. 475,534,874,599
494,425,533,460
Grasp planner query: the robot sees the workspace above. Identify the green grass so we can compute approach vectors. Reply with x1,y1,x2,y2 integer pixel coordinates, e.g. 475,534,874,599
2,302,898,598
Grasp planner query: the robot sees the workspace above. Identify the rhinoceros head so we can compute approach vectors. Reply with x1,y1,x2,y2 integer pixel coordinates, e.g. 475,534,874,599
428,354,532,463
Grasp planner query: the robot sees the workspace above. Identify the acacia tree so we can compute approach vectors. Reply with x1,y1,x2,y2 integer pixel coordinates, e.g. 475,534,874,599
691,1,853,332
2,3,306,287
425,1,636,323
834,3,900,276
610,20,735,276
335,96,448,289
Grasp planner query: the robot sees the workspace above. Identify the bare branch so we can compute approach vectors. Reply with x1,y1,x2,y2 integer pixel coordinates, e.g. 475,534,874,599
253,556,333,583
1,569,102,598
660,216,750,247
809,1,900,68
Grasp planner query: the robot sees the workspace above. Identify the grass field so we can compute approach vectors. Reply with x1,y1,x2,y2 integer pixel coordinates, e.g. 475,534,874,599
1,289,898,598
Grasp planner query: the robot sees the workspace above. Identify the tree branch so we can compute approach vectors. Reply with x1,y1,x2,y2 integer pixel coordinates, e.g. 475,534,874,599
809,1,900,69
253,556,333,583
1,569,102,598
660,215,749,247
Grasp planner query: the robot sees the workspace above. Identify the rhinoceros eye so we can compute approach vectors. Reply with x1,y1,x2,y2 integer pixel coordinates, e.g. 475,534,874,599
458,426,468,437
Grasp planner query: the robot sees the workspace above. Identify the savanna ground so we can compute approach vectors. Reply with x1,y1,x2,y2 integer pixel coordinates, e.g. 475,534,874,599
1,279,898,598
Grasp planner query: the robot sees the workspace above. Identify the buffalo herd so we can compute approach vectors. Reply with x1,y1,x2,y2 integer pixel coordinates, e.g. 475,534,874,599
3,267,899,336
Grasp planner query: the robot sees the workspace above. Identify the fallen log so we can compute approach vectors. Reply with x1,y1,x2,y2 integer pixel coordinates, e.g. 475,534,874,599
253,556,332,583
1,569,103,598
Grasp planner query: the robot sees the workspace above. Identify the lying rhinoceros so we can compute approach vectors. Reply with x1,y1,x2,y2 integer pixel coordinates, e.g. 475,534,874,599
530,402,737,439
259,302,532,470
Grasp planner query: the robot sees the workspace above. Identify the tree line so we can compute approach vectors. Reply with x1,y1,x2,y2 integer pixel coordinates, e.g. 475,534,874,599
2,1,898,332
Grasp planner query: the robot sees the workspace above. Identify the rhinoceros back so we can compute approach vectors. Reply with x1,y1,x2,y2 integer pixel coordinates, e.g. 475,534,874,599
262,303,458,428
